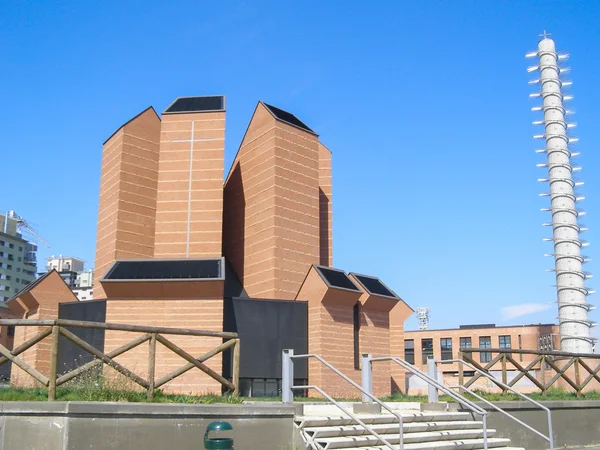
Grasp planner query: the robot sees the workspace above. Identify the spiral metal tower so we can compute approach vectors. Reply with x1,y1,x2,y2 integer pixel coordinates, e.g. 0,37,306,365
527,32,595,353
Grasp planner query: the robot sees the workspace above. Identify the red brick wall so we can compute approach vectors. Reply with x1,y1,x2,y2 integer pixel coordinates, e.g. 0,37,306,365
360,307,392,396
223,104,278,297
9,272,78,387
154,110,225,258
104,299,224,394
318,142,333,267
224,103,320,300
94,108,161,298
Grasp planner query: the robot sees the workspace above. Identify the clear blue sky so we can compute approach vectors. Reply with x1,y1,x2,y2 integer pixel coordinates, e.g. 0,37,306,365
2,1,599,333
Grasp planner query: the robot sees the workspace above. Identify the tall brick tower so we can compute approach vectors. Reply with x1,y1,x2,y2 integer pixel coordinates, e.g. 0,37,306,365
93,107,161,298
318,142,333,267
154,96,226,258
223,102,331,300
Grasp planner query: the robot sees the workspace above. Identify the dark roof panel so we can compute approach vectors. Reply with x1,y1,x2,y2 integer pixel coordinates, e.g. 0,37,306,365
262,103,315,134
351,274,397,298
315,266,361,292
164,96,225,114
103,259,223,281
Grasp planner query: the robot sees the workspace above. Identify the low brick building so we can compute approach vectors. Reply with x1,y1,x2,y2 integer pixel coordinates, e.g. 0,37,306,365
403,323,560,393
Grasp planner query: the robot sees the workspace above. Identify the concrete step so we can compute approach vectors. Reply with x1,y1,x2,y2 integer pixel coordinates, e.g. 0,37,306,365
313,429,496,449
296,412,472,427
303,421,484,438
327,438,517,450
301,402,422,417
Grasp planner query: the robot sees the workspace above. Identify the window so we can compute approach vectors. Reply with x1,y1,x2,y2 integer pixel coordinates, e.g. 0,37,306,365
17,257,21,262
18,246,22,252
7,265,12,270
15,278,19,283
404,339,415,364
460,337,472,359
5,276,10,281
8,244,13,249
7,254,13,261
499,335,511,358
353,302,360,370
440,338,453,360
479,336,492,363
16,268,20,273
422,338,434,364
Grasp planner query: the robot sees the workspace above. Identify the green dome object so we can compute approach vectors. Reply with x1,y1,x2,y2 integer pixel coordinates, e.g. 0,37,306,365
205,421,234,449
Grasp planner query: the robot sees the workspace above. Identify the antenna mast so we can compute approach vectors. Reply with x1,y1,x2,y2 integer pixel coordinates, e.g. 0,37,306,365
527,32,595,353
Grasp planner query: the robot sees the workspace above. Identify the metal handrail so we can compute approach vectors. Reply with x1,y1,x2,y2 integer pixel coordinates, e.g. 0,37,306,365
372,356,488,450
440,358,554,450
450,385,551,444
288,353,404,450
293,385,396,450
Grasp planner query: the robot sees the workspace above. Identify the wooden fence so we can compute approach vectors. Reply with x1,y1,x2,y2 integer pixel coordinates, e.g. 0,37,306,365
457,347,600,397
0,319,240,401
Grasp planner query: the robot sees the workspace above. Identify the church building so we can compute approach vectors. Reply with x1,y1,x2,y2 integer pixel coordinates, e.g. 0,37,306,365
9,96,413,397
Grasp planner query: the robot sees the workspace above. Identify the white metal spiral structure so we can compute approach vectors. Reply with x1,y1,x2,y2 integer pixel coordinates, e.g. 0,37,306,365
527,33,595,353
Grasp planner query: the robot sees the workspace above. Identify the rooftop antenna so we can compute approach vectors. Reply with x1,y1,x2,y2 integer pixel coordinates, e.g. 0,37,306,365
415,307,431,330
527,32,595,353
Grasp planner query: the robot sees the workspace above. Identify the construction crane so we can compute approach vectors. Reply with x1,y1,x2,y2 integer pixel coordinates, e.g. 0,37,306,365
4,210,50,248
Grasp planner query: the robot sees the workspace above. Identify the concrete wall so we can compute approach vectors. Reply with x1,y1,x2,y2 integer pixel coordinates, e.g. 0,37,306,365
465,400,600,450
0,402,301,450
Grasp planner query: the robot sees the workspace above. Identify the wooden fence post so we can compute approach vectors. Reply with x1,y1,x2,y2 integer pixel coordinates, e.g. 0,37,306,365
540,355,547,396
575,358,582,398
147,334,157,400
501,353,508,394
48,325,60,401
232,338,240,397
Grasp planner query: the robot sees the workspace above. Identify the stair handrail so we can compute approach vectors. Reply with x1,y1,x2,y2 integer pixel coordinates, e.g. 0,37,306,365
371,356,488,450
292,384,396,450
282,350,403,450
440,358,554,450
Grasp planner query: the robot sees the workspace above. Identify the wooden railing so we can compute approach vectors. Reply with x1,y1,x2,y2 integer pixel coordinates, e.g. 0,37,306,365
0,319,240,401
457,348,600,397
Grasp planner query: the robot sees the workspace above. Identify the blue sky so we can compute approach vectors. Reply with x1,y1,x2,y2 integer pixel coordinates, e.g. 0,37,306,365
2,1,599,333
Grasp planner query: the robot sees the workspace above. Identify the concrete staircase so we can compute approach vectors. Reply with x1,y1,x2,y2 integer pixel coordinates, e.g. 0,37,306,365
295,410,525,450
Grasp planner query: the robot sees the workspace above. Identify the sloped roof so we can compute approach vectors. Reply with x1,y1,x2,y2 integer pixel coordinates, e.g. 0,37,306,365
262,102,315,134
163,96,225,114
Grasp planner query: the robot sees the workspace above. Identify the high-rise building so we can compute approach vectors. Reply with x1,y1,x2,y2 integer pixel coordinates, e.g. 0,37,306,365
73,270,94,301
46,256,84,273
45,256,85,288
0,213,37,301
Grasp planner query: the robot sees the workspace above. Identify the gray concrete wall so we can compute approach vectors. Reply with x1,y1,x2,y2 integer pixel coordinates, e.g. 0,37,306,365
464,400,600,450
0,402,302,450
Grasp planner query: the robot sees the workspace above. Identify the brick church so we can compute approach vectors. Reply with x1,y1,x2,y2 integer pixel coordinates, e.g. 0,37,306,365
9,96,413,397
